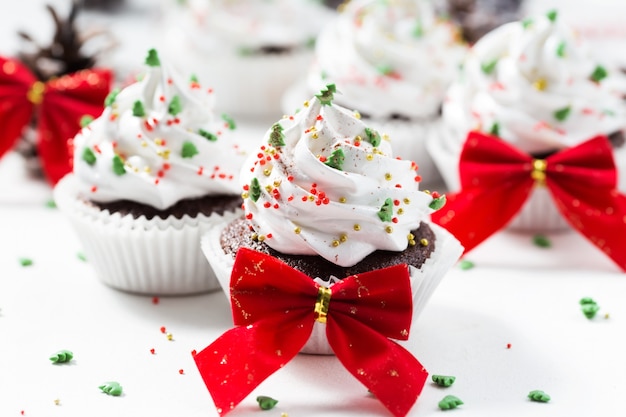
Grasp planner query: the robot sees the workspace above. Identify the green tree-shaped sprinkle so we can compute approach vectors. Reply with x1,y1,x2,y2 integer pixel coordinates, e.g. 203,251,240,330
489,122,500,137
198,129,218,142
145,49,161,67
580,297,600,319
256,396,278,410
481,59,498,75
432,375,456,387
222,113,236,130
50,350,73,364
364,127,381,147
325,148,345,170
528,390,551,402
80,115,94,128
413,21,424,38
190,74,199,83
82,148,97,166
377,198,393,222
439,395,463,410
182,141,198,158
315,84,337,106
590,65,608,83
268,123,285,147
132,100,146,117
250,178,262,202
99,381,123,396
553,106,571,122
546,10,558,22
168,95,182,116
112,155,126,176
556,41,566,57
522,18,533,29
104,88,120,107
429,195,446,210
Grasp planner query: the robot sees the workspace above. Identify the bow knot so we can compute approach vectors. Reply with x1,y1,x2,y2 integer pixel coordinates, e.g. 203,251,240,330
0,56,113,184
194,248,427,417
432,131,626,270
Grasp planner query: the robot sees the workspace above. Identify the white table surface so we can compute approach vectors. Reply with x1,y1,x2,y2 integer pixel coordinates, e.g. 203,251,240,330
2,1,626,416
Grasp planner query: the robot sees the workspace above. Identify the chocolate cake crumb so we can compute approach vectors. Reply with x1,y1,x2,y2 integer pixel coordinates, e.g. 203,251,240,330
87,195,242,220
221,216,436,280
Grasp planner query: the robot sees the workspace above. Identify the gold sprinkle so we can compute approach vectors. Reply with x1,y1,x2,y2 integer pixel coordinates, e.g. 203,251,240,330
605,313,610,319
353,224,361,231
385,226,393,234
420,238,429,246
408,233,415,240
294,227,301,234
339,197,347,203
403,198,411,204
310,126,317,132
303,100,310,107
397,208,404,215
154,138,165,146
308,195,315,201
54,399,60,406
384,173,392,181
251,233,259,241
312,133,319,139
133,167,139,173
273,180,281,187
355,135,362,142
166,333,174,341
144,166,151,173
382,134,390,142
264,185,273,192
332,240,340,247
241,192,249,199
258,235,266,242
366,154,374,161
281,413,289,417
141,141,148,147
353,111,361,119
408,240,416,246
263,168,272,177
533,78,547,91
339,234,348,243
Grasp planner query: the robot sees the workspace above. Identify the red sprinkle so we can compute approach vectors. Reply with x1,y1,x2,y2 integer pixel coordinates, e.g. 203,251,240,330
414,176,422,182
319,156,327,162
266,233,273,239
432,191,441,199
316,115,323,121
159,95,165,102
152,297,159,304
506,343,512,349
191,350,197,357
392,217,398,223
263,202,271,208
90,185,97,193
287,175,294,182
179,369,185,375
245,213,253,220
393,199,400,206
150,348,156,354
160,326,167,334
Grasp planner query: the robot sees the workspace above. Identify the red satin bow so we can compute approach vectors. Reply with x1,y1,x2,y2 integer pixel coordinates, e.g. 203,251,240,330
432,131,626,270
0,56,112,184
194,248,428,417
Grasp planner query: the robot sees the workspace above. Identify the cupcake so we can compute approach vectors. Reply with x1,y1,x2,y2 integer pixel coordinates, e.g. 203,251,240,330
283,0,468,187
202,84,463,354
160,0,335,120
428,10,626,231
54,49,248,295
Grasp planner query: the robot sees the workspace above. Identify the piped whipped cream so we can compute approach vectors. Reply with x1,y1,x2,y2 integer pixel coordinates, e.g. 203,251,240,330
73,49,247,209
178,0,334,55
306,0,467,119
442,10,626,155
241,85,440,267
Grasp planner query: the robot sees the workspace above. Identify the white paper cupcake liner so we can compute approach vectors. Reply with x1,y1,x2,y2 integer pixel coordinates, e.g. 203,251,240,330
54,174,235,295
201,218,463,355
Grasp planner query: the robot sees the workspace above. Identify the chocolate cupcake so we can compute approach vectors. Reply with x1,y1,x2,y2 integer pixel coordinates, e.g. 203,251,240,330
54,49,249,295
202,85,463,354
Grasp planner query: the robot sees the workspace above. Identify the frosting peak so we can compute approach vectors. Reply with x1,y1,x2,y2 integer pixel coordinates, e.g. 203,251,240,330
73,49,247,209
241,85,438,267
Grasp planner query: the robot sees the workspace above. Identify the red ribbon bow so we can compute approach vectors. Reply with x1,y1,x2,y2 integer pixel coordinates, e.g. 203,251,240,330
0,56,112,184
194,248,428,417
432,131,626,270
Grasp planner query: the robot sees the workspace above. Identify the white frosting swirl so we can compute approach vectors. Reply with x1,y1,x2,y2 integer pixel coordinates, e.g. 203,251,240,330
442,11,626,155
241,87,437,267
306,0,467,119
73,50,247,209
178,0,334,54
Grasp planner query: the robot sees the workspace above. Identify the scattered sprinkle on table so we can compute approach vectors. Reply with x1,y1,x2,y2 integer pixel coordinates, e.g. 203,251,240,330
178,369,184,375
76,252,87,262
532,234,551,248
580,297,600,319
152,296,160,305
438,395,463,410
506,343,512,349
49,350,73,364
19,258,33,267
99,381,123,396
432,375,456,387
458,259,475,270
256,395,279,410
45,199,57,209
54,399,60,406
528,390,550,402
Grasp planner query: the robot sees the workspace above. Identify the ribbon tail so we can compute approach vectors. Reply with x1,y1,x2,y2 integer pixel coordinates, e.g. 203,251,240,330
432,179,533,254
549,182,626,271
327,315,427,417
194,314,314,416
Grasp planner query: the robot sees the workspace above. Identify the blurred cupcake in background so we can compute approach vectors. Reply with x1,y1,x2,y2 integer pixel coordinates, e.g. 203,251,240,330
160,0,335,121
283,0,468,187
55,49,249,295
428,10,626,231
